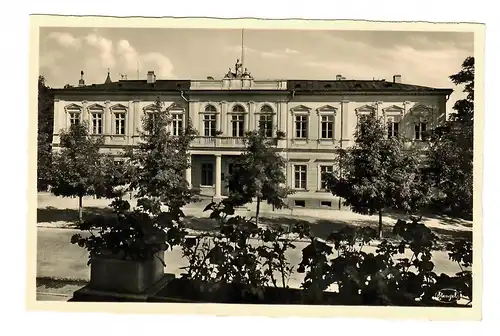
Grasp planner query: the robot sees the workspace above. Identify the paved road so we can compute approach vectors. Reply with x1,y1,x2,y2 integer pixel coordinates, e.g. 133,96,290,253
37,227,463,291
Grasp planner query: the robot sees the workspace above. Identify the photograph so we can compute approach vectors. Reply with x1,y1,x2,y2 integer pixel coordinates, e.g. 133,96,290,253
30,16,482,319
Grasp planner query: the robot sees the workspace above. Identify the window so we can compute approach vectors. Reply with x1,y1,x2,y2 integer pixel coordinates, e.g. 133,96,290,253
260,105,273,113
201,163,214,186
321,115,334,139
387,120,399,138
294,200,306,207
414,122,427,140
115,113,126,135
294,165,307,189
321,201,332,207
172,113,183,136
357,113,370,125
320,165,333,190
259,114,273,137
295,115,308,138
231,114,245,137
205,104,217,113
69,112,80,126
91,113,103,134
232,104,245,113
203,114,217,136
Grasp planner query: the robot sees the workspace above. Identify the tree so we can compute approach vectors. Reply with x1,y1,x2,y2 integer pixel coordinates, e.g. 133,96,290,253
226,130,292,225
423,57,474,218
37,75,54,191
50,122,106,222
326,112,430,238
127,95,198,213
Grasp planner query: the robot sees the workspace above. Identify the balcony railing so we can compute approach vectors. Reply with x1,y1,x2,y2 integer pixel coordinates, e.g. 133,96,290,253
191,136,246,148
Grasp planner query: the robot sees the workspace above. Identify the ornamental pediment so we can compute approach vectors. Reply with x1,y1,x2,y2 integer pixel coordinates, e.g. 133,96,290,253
316,104,338,114
167,102,185,111
110,103,128,111
87,103,105,111
64,103,82,111
355,104,376,115
290,105,312,113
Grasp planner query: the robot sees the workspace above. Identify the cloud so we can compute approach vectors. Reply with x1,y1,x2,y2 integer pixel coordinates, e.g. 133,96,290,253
117,39,140,72
142,52,175,78
225,45,297,60
47,32,81,49
84,33,115,68
284,48,299,54
116,39,175,78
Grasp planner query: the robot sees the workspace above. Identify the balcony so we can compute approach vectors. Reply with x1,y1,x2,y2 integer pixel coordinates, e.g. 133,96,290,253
190,136,246,148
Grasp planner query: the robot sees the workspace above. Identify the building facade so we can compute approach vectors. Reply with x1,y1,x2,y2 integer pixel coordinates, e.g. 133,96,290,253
51,62,453,209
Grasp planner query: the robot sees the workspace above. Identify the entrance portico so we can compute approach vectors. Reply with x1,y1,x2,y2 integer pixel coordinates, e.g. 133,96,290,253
187,152,242,200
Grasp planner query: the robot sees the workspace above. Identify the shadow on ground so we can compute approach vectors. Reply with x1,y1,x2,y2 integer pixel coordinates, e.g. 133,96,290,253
37,206,470,246
37,206,114,225
259,215,470,246
37,277,88,289
382,210,473,228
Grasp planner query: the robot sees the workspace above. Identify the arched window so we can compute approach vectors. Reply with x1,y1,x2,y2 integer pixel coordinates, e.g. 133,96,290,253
260,105,273,113
232,104,245,113
205,104,217,112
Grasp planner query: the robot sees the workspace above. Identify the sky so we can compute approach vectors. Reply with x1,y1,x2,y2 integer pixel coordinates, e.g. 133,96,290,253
39,27,474,108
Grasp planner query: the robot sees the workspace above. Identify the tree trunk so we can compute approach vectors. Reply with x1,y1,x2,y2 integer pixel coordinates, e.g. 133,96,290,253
78,195,83,223
256,197,261,226
378,209,383,239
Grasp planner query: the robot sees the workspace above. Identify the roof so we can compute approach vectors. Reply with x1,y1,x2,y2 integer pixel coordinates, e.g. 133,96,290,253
52,79,452,96
287,80,453,94
53,79,191,93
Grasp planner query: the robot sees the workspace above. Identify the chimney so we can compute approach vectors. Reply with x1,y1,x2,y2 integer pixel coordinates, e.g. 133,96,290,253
207,76,214,80
336,74,342,80
393,74,402,83
78,70,85,86
147,71,156,83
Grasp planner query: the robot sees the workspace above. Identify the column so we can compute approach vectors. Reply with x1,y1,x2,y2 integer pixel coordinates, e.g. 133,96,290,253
376,101,383,119
247,102,254,132
135,100,143,134
403,101,410,139
82,100,89,130
186,155,192,189
341,100,349,143
317,111,321,140
272,110,278,137
279,101,287,133
131,100,139,137
220,101,226,135
104,100,112,135
53,99,60,133
215,154,222,198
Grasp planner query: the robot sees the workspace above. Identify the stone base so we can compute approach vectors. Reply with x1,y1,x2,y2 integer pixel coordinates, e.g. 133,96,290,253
69,273,175,302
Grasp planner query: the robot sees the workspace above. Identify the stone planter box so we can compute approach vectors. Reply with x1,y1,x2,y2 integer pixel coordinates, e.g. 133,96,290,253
88,251,165,294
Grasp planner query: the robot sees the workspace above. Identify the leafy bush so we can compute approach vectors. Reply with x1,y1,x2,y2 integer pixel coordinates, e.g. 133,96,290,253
71,197,188,266
296,217,472,305
179,200,309,299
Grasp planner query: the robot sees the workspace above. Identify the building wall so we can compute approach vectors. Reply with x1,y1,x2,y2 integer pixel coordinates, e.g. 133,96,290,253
52,86,448,209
